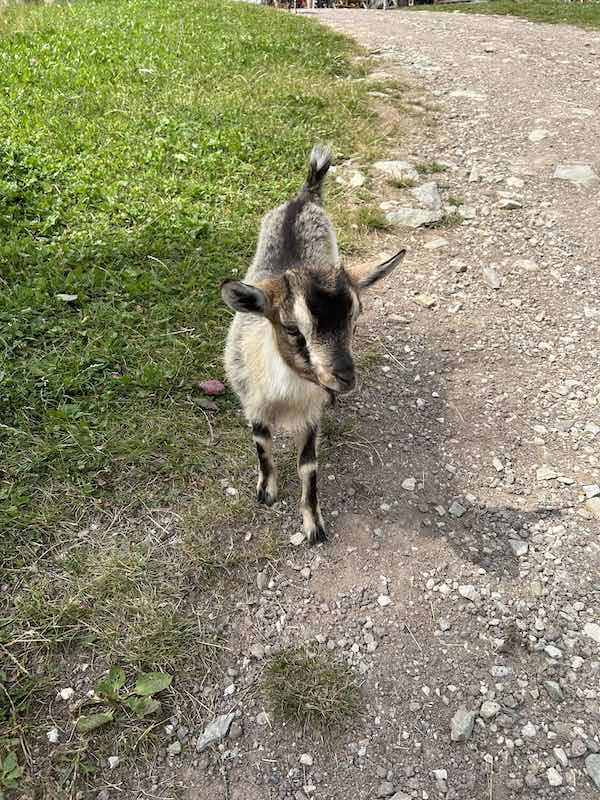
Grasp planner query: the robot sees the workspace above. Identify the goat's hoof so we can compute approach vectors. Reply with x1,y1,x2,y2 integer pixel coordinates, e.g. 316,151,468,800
306,522,328,545
257,487,277,507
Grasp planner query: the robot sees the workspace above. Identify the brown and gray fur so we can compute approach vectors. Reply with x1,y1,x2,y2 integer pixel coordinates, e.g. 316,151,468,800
221,145,406,544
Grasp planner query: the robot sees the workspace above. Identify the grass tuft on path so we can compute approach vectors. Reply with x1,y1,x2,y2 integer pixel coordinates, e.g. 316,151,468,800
411,0,600,30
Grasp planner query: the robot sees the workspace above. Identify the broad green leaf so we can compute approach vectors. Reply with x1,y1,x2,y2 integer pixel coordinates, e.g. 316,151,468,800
75,710,114,733
125,695,161,719
2,753,18,773
96,666,126,700
5,765,24,786
133,671,172,696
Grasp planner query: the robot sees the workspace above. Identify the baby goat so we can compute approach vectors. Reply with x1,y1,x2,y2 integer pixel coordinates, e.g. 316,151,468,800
221,146,405,544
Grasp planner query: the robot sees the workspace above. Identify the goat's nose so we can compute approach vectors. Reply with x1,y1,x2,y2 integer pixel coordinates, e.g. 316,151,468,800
333,353,356,389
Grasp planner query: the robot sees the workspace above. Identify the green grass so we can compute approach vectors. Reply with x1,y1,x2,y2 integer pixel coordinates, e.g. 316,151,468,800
416,161,448,175
263,647,359,727
356,205,391,231
412,0,600,29
0,0,375,793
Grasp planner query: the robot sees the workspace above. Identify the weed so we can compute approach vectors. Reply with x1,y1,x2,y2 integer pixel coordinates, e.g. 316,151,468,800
357,206,391,231
410,0,600,30
263,647,359,727
447,195,464,207
430,212,463,229
389,176,417,189
416,161,449,174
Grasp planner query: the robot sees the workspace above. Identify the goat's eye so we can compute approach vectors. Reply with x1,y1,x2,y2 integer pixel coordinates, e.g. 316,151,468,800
284,325,300,337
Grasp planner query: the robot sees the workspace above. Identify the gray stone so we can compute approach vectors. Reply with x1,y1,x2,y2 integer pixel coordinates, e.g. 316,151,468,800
377,782,396,798
546,767,562,787
583,484,600,499
553,163,599,187
482,267,503,289
449,89,486,101
451,706,476,741
300,753,313,767
256,711,270,726
349,170,366,188
402,477,417,491
537,465,558,481
458,204,476,219
572,739,588,758
543,680,564,702
458,585,479,603
585,497,600,519
545,644,563,659
585,754,600,789
290,532,305,546
411,181,442,211
448,501,466,518
509,538,528,557
168,741,182,756
554,748,568,769
373,160,419,182
229,722,243,740
529,128,550,143
196,712,235,751
480,700,501,720
256,571,268,590
583,622,600,644
385,207,441,228
521,721,537,738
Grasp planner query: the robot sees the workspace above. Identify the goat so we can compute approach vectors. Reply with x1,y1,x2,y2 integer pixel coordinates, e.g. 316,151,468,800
221,145,406,544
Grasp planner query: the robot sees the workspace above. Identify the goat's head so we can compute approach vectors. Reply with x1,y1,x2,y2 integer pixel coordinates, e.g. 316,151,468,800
221,249,406,395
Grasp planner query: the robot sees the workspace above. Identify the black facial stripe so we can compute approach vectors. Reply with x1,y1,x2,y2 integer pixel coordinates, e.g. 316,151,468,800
280,197,304,267
306,272,354,336
252,422,271,440
299,427,318,467
298,337,311,368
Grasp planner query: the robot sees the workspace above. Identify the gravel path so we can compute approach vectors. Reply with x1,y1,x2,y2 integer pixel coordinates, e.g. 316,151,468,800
89,11,600,799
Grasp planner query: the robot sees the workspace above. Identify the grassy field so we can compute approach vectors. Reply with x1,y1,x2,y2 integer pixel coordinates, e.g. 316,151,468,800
0,0,379,793
412,0,600,29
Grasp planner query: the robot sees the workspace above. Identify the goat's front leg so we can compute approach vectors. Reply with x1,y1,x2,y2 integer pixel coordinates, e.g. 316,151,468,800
252,421,278,506
297,423,327,545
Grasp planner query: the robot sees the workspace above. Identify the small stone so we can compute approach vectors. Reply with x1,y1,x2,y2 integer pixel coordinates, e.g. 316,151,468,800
521,722,537,738
482,266,503,289
256,711,270,726
373,160,419,182
448,501,466,518
458,204,477,219
47,727,60,744
385,207,442,228
554,748,568,768
529,128,550,143
492,456,504,472
257,571,268,590
525,772,540,789
424,237,448,250
546,767,562,787
543,680,564,702
228,721,243,740
514,258,539,272
168,741,182,756
108,756,120,769
349,170,366,188
583,622,600,644
497,196,522,210
585,497,600,519
480,700,500,720
59,687,75,701
250,643,265,659
458,585,479,603
377,595,392,608
537,465,558,481
411,181,442,211
300,566,311,580
572,739,588,758
55,293,78,303
377,781,396,798
414,293,437,309
402,477,417,491
451,706,476,741
290,532,305,546
300,753,313,767
586,754,600,789
583,484,600,499
432,769,448,792
439,618,451,632
553,163,599,186
509,538,528,557
196,712,236,751
545,644,563,659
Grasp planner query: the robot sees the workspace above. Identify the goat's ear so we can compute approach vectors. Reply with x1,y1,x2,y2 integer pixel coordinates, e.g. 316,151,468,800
221,280,271,315
349,248,407,290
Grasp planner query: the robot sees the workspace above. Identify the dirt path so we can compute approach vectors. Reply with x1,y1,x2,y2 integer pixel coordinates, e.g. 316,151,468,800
91,11,600,800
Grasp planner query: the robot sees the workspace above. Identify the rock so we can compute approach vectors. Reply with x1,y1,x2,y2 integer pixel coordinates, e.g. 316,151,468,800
506,176,524,189
546,767,562,787
59,687,75,701
256,571,268,590
256,711,270,726
250,643,265,659
448,501,466,518
349,170,366,188
585,497,600,519
423,237,448,250
55,293,78,303
480,700,500,720
290,532,305,546
390,794,410,800
497,195,522,210
482,267,503,289
572,739,588,758
545,644,563,659
377,782,396,798
47,727,60,743
583,484,600,499
377,595,392,607
108,756,120,769
300,753,313,767
468,165,480,182
521,722,537,738
583,622,600,644
553,163,599,187
514,258,539,272
554,748,568,768
543,680,564,702
537,465,558,481
414,293,437,309
196,712,235,751
411,181,442,212
525,772,540,789
439,618,451,632
458,585,479,603
373,160,419,182
385,207,441,228
449,89,486,101
529,128,550,143
228,721,243,740
402,477,417,491
492,456,504,472
168,741,182,756
585,754,600,789
432,769,448,792
451,706,476,741
509,538,528,557
300,566,311,580
458,204,476,219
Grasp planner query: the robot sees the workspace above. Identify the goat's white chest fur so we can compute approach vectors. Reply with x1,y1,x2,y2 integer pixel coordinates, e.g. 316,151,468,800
225,315,326,433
